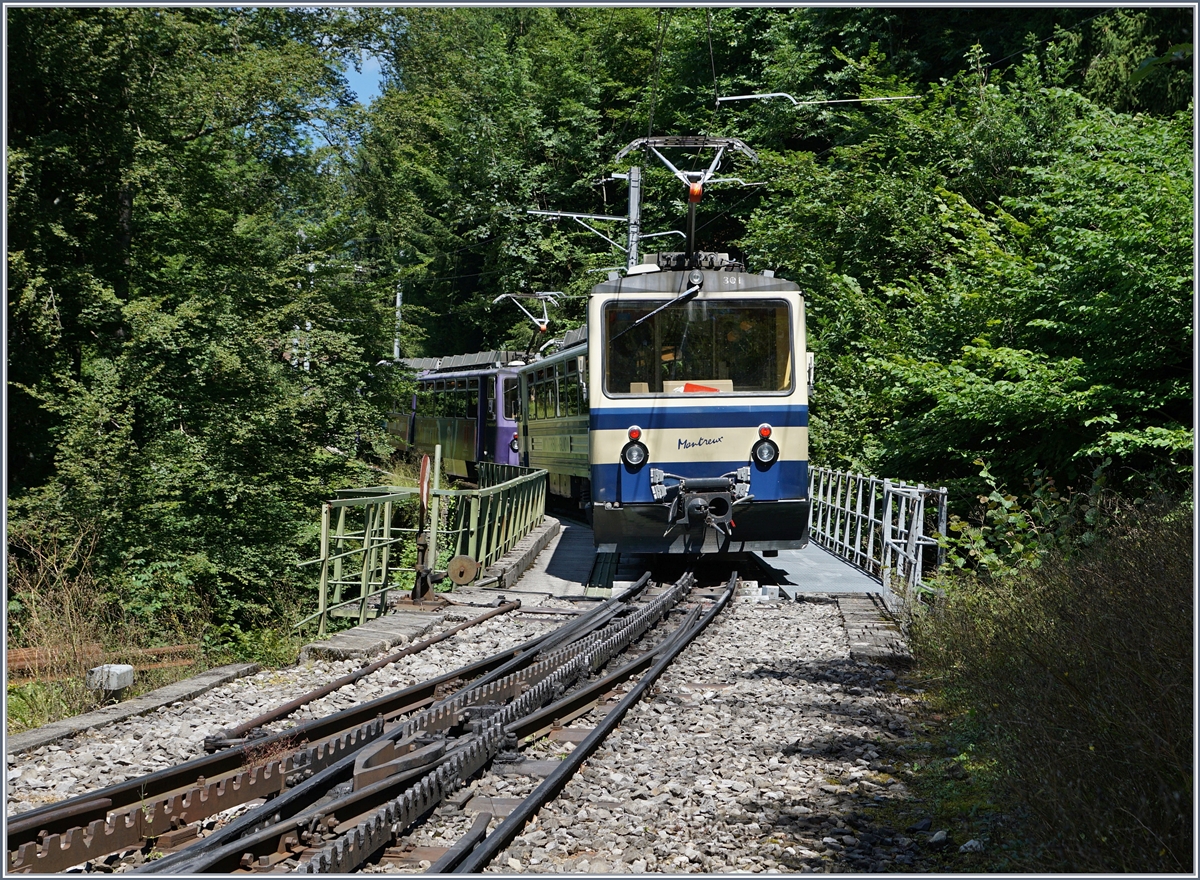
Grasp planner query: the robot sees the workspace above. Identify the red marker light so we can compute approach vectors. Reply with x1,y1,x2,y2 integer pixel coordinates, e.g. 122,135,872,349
628,426,642,442
758,423,773,439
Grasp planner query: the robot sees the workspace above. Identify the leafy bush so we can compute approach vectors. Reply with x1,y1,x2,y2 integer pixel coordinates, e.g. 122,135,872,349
201,623,303,668
911,499,1192,871
940,459,1116,576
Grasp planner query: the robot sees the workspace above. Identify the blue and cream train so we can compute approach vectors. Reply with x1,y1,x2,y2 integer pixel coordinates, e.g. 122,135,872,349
516,254,812,555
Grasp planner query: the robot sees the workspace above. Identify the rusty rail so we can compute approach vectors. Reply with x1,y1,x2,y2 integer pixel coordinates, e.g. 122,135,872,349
205,602,521,750
7,643,200,680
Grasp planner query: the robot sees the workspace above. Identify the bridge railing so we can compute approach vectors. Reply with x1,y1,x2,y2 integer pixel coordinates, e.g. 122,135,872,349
447,463,547,570
296,464,547,636
808,466,948,612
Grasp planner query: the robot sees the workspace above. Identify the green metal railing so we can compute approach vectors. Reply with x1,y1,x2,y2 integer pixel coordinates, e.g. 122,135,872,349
296,456,547,636
447,463,548,570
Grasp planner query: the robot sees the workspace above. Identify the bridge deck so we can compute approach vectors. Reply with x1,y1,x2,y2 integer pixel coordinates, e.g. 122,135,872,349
750,543,882,598
504,522,881,599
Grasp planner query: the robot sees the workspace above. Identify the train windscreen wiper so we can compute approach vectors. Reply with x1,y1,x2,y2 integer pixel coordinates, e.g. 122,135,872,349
609,284,700,344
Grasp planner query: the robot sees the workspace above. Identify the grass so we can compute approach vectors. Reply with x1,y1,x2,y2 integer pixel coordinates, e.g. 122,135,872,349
903,498,1192,872
5,519,306,734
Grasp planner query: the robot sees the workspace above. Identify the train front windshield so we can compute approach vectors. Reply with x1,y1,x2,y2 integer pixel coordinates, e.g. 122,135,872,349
604,299,793,395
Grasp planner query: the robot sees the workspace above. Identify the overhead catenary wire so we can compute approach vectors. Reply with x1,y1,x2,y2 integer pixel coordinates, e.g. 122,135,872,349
706,9,720,112
645,9,671,139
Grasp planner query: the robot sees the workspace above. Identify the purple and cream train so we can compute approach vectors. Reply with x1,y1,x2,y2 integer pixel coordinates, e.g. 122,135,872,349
389,351,523,480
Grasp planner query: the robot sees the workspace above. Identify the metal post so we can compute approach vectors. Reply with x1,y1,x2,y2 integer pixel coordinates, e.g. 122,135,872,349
393,283,403,362
318,502,331,637
626,166,641,270
866,477,879,576
853,474,865,568
936,486,948,569
469,494,481,566
378,500,393,616
429,444,442,578
332,506,347,604
358,502,376,625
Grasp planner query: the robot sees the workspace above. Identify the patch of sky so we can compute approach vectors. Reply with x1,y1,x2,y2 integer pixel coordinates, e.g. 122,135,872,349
344,50,384,105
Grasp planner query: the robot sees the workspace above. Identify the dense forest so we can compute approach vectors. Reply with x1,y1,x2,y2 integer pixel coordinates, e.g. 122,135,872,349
7,7,1193,636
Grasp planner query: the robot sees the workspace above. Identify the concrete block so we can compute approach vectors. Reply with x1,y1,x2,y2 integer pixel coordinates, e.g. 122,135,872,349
85,664,135,691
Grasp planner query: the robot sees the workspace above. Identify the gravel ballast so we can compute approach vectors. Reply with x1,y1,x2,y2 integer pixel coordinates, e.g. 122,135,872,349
479,594,933,873
6,590,941,873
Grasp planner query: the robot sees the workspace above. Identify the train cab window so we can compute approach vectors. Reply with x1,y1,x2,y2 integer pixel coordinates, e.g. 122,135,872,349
603,299,793,396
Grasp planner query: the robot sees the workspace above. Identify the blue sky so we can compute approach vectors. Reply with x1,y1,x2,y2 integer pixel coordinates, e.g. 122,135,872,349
343,51,384,105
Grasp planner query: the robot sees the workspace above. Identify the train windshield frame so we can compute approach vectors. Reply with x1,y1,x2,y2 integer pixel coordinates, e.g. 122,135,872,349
602,298,794,396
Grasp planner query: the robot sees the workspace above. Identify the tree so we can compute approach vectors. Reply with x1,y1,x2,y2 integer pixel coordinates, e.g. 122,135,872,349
8,7,401,633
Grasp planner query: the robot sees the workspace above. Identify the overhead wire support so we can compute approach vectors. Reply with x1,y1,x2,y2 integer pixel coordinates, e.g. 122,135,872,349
717,92,920,106
527,209,629,254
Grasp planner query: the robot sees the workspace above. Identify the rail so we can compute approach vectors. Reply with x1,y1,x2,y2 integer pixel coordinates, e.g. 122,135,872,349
808,466,948,612
296,460,547,635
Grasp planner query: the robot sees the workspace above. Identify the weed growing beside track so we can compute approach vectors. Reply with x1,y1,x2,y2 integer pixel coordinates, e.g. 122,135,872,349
903,499,1192,872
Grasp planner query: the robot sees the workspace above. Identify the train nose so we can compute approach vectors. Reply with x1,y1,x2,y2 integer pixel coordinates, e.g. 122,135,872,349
672,478,737,530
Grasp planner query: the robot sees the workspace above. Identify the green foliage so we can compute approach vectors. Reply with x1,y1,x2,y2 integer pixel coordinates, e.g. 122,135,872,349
201,623,303,667
743,37,1192,493
911,501,1193,871
7,8,402,640
940,460,1114,576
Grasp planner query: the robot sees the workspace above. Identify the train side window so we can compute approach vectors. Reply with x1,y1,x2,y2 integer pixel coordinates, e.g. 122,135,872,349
562,373,579,415
506,376,520,417
528,379,538,420
467,378,479,419
503,378,519,419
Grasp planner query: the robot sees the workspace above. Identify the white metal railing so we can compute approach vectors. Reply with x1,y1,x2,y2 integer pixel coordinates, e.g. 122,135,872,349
808,466,948,612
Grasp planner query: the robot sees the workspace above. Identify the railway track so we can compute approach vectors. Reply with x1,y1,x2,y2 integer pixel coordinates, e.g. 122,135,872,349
7,570,738,874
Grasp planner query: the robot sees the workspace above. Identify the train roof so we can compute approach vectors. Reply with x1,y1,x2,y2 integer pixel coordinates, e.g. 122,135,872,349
591,267,799,296
402,350,524,375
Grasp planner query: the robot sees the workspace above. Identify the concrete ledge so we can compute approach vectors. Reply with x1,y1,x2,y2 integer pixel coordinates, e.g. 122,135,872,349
836,593,912,666
6,663,260,755
300,610,444,662
477,516,561,591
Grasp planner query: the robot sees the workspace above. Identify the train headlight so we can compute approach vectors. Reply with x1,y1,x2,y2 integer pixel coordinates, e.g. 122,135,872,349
752,432,779,467
622,425,648,468
509,432,519,453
